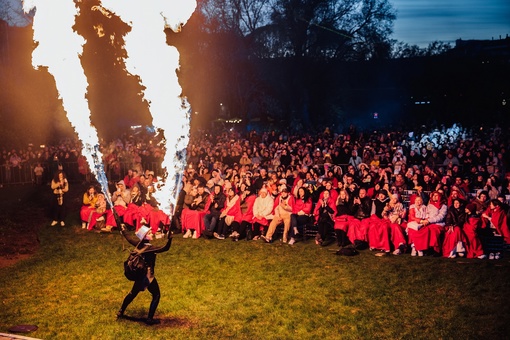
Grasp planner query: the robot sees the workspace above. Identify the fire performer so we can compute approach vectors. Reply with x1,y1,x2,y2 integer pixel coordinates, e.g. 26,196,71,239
117,224,172,325
50,170,69,226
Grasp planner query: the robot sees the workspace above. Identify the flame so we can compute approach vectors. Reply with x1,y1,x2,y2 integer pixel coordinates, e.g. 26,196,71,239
22,0,113,205
100,0,196,215
23,0,197,215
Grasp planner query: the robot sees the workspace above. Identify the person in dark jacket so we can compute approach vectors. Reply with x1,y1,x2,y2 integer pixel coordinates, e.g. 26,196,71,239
117,225,172,325
202,184,227,237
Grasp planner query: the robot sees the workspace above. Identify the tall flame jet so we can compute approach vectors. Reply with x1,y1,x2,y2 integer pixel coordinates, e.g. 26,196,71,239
22,0,114,202
100,0,197,215
23,0,196,216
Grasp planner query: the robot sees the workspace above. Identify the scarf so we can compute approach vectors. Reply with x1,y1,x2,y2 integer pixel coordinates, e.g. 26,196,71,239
224,194,239,215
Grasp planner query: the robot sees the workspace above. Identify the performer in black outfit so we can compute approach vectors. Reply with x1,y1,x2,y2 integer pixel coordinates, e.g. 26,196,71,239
117,225,172,325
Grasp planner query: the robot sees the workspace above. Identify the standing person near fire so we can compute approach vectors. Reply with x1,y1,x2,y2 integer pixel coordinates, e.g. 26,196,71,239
50,170,69,226
117,225,172,325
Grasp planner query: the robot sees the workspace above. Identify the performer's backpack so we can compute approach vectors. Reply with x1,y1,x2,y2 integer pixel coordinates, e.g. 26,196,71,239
124,240,149,281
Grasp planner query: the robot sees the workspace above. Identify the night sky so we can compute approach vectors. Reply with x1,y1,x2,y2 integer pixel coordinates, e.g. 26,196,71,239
2,0,510,47
391,0,510,47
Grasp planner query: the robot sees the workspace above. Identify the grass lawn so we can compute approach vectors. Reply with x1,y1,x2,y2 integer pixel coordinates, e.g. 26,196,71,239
0,184,509,339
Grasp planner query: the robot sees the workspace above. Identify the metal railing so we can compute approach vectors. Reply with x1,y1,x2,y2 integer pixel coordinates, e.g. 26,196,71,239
0,161,164,186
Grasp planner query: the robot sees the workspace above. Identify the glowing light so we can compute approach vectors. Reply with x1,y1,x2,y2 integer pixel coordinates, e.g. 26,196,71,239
22,0,112,205
23,0,197,215
100,0,196,215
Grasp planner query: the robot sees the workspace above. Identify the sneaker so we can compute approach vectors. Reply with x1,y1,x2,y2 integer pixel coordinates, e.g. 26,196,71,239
288,237,296,245
213,232,225,240
51,220,58,226
145,318,160,325
183,229,192,238
101,226,113,233
489,253,495,260
82,222,87,229
60,221,65,227
477,254,487,259
411,247,417,257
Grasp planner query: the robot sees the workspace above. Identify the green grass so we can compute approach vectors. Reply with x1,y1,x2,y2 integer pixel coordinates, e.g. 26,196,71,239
1,226,510,339
1,186,510,339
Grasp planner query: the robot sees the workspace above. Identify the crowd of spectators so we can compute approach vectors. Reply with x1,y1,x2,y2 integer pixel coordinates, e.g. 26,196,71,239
71,122,510,259
2,122,510,258
0,132,166,186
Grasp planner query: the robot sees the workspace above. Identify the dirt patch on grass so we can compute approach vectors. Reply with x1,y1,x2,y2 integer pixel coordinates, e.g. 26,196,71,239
0,184,80,269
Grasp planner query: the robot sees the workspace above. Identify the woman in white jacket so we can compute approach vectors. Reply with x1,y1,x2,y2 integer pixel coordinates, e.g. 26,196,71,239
251,187,274,240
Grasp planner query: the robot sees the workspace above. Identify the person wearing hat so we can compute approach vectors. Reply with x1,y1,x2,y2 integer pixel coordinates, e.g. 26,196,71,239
101,180,132,233
471,190,489,215
366,189,392,253
262,186,294,243
117,224,172,325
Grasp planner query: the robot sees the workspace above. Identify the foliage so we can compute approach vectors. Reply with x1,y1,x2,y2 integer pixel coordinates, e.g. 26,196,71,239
179,0,398,129
391,40,453,59
199,0,397,61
